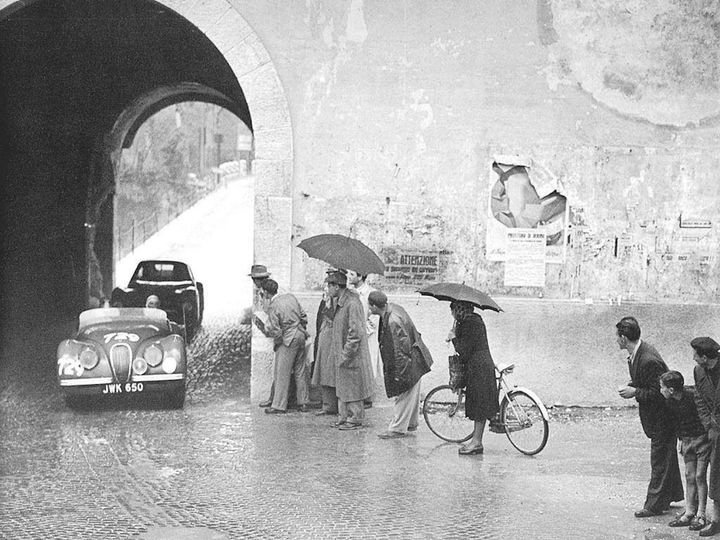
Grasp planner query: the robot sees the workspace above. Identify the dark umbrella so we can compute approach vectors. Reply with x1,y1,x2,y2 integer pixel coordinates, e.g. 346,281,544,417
418,282,503,312
297,234,385,275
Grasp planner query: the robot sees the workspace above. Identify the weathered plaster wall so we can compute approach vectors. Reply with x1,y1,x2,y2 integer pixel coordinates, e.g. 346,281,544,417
232,0,720,302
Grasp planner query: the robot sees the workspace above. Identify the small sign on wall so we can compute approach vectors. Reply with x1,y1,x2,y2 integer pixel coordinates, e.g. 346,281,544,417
503,229,546,287
384,250,441,282
679,214,712,229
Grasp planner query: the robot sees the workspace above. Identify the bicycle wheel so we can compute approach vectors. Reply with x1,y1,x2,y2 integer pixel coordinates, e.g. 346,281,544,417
500,390,549,455
422,385,474,443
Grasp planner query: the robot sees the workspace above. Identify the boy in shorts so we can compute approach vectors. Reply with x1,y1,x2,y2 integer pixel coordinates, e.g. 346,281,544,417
660,370,711,530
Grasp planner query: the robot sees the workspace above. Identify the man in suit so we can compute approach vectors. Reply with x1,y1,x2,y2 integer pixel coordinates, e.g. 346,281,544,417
616,316,683,517
692,336,720,537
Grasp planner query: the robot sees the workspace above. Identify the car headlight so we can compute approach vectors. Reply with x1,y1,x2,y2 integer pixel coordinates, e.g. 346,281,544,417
79,348,99,370
133,357,148,375
143,344,163,367
161,355,177,374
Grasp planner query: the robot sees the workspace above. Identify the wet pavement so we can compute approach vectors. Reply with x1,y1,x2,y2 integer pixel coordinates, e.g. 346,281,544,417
0,315,715,540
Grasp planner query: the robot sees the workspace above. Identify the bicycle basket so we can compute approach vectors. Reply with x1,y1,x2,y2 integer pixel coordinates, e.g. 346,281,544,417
448,354,467,389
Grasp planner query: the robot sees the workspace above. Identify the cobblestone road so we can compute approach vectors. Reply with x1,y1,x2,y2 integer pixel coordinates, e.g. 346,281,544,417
0,315,709,540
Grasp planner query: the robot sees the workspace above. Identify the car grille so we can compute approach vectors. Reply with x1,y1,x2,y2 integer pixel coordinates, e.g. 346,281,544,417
109,344,132,383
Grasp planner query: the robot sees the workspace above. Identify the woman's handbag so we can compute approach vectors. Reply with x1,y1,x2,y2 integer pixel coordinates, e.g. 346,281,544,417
448,354,467,390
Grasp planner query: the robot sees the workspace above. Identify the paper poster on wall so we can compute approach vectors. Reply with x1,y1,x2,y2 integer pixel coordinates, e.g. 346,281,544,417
503,229,546,287
485,155,568,263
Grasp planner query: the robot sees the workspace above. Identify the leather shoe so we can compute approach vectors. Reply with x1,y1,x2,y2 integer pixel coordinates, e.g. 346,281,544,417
297,404,309,413
700,521,720,537
407,425,418,432
634,508,662,518
363,401,373,409
315,410,336,416
377,431,407,439
458,445,484,455
338,422,363,430
258,399,272,408
264,407,286,414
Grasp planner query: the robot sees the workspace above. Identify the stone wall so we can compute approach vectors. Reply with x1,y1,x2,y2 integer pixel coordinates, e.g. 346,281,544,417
233,0,720,302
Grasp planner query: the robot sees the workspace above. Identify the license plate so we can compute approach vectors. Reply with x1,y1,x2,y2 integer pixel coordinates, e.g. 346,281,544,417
102,382,144,394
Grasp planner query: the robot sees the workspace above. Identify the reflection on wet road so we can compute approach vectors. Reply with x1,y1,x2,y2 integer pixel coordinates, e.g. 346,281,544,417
0,316,701,539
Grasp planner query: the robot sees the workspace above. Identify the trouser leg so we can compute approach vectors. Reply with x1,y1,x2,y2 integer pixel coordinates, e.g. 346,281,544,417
645,433,684,512
344,400,364,425
270,344,294,411
388,379,421,433
292,339,309,406
338,399,349,423
321,386,338,413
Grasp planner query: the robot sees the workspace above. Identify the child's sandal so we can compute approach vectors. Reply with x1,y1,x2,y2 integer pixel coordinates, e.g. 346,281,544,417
690,516,707,531
669,514,694,527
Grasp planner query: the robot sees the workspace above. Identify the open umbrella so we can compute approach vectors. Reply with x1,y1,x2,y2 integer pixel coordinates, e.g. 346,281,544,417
297,234,385,275
418,282,503,312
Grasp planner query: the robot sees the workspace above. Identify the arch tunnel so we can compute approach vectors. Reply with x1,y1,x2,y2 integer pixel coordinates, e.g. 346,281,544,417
0,0,253,339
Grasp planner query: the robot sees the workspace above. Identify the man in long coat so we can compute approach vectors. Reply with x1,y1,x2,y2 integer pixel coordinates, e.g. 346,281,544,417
310,282,338,415
368,290,433,439
616,316,683,517
325,271,374,430
692,336,720,537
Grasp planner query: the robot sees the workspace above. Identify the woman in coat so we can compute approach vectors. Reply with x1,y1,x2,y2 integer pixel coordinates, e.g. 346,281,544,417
450,300,499,455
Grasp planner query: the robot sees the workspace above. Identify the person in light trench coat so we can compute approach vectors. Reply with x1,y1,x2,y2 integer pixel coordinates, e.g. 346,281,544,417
325,271,374,429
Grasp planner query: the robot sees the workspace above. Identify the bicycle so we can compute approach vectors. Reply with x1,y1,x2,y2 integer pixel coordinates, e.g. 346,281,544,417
422,363,550,455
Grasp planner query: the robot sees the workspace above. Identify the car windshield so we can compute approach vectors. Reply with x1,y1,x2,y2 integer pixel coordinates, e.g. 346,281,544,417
132,262,191,282
78,308,168,331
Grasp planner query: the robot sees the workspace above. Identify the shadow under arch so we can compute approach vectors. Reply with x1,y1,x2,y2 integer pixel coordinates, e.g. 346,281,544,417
0,0,292,321
86,82,252,305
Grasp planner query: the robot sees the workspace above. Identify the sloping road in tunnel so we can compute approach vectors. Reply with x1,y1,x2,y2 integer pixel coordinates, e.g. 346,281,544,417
116,175,255,316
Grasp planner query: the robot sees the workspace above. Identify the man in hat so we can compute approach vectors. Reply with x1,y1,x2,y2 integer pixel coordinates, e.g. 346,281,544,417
616,316,683,517
368,290,433,439
249,264,275,408
692,336,720,537
324,271,374,430
249,264,271,305
254,278,310,414
311,269,342,416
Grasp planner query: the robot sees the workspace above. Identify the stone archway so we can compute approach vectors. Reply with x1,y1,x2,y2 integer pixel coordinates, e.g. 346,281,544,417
0,0,293,399
0,0,294,285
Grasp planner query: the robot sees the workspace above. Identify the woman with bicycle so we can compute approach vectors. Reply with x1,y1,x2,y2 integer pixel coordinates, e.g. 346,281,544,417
449,300,499,455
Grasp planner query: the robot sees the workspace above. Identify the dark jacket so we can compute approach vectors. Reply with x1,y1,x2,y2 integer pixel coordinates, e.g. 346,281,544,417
628,341,672,438
377,303,433,398
694,361,720,441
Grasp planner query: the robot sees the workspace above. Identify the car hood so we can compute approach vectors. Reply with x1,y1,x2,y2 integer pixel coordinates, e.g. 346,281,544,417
76,309,171,345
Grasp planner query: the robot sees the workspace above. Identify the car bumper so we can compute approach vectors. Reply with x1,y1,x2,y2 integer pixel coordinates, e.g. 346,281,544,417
60,374,185,396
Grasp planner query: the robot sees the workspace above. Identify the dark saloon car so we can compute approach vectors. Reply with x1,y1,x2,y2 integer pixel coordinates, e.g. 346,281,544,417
58,308,187,408
111,260,204,340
